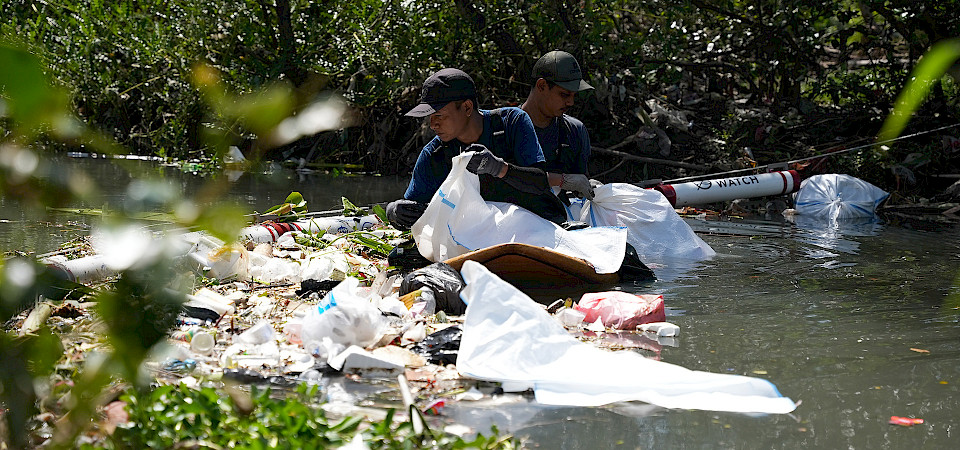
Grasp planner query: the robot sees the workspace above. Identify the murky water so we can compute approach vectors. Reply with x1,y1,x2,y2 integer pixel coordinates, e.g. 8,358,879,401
0,157,409,255
3,158,959,448
454,220,960,448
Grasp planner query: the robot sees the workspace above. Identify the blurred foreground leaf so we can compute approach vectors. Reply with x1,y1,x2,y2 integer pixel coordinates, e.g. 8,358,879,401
877,38,960,146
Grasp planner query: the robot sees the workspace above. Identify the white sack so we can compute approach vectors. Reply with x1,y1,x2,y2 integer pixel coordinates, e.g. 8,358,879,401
793,174,889,220
457,261,797,414
564,183,715,262
412,153,627,274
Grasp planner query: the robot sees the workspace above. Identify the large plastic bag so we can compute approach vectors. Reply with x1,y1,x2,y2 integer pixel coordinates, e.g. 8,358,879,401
793,174,889,220
457,260,797,413
411,153,627,274
300,277,385,357
399,262,467,315
563,183,715,262
575,291,665,330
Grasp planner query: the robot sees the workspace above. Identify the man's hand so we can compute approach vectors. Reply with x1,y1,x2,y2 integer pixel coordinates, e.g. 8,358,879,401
560,173,595,200
386,199,427,229
465,147,507,177
589,178,603,189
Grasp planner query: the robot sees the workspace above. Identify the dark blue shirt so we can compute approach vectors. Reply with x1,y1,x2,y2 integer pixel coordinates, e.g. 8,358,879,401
403,107,545,203
535,114,591,175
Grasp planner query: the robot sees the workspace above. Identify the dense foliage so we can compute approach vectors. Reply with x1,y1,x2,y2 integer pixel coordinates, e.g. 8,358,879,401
96,384,514,449
3,1,958,185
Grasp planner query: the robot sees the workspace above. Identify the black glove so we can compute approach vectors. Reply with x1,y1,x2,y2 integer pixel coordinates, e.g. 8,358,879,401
386,199,427,229
560,173,595,200
466,147,507,177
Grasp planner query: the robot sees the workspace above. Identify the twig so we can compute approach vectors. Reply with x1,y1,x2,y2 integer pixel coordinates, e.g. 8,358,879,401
591,146,709,171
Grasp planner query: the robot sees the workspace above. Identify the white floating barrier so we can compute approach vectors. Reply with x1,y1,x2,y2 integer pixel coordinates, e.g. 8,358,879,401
238,214,381,243
46,254,114,284
652,170,802,207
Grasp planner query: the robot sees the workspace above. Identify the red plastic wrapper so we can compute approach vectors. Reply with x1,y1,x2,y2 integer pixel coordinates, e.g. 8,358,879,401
575,292,666,330
889,416,924,426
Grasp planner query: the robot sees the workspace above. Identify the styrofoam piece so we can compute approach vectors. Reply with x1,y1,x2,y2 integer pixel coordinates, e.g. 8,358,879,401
556,308,586,327
638,322,680,337
327,345,403,372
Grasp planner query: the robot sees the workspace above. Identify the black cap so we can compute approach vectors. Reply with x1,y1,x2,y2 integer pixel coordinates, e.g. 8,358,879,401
405,68,477,117
532,51,593,92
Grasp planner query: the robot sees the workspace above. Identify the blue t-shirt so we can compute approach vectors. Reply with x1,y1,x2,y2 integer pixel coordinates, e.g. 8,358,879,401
403,107,545,203
534,114,591,175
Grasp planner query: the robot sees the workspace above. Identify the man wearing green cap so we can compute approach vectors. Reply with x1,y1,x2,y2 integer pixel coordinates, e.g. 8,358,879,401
387,68,568,228
521,50,597,199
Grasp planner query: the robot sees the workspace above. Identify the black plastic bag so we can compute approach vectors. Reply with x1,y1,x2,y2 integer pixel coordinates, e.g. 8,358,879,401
618,243,656,282
399,262,467,315
388,239,433,272
411,325,462,365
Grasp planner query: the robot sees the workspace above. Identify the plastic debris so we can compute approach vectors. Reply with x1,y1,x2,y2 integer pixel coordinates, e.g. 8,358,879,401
576,291,665,330
793,174,890,220
222,368,297,388
300,278,385,355
889,416,924,426
171,328,216,355
556,308,586,327
586,318,606,332
411,326,461,365
638,322,680,337
423,399,445,415
238,321,276,345
399,262,467,315
455,387,484,401
328,346,404,374
162,359,197,375
184,288,236,317
457,260,797,413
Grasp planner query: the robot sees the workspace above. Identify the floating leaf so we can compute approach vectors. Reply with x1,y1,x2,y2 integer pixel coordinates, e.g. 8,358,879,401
910,348,930,353
342,196,362,216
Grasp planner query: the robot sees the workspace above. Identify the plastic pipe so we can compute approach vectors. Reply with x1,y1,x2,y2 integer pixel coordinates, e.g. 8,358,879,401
652,170,801,207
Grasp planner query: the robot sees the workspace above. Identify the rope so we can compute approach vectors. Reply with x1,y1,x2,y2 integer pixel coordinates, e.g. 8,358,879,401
654,123,960,185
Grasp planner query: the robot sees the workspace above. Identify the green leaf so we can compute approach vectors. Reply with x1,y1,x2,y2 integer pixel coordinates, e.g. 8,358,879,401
193,203,250,242
877,38,960,146
285,192,306,207
341,196,360,215
0,44,49,122
372,204,388,223
234,83,295,136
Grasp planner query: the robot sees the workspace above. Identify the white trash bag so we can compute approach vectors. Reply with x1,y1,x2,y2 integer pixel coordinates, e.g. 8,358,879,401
793,174,889,220
457,260,797,414
564,183,715,262
411,153,627,274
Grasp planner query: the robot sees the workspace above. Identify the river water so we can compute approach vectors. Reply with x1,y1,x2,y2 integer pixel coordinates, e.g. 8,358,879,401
2,158,958,448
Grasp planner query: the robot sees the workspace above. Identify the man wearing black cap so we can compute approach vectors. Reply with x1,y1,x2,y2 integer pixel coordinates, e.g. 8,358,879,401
387,68,564,228
521,50,597,200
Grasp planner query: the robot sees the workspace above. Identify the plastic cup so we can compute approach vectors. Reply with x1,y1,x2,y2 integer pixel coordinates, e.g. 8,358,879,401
190,331,216,355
